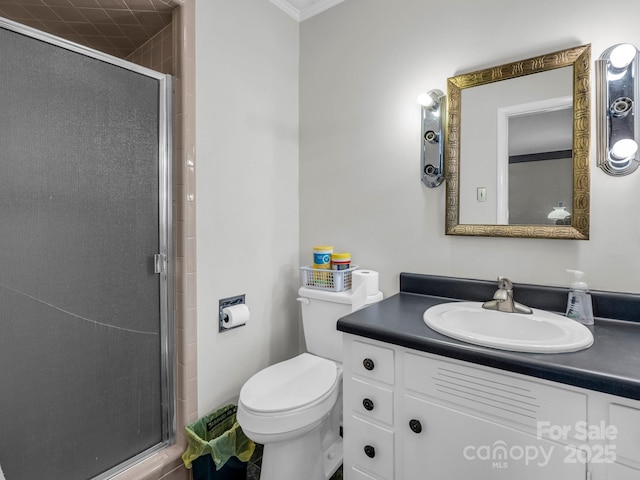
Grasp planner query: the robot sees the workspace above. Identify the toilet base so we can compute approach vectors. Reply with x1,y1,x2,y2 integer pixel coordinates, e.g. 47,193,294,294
258,422,342,480
323,437,343,478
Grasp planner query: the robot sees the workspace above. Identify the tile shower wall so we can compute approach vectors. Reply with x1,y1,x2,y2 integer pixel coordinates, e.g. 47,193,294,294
126,24,174,75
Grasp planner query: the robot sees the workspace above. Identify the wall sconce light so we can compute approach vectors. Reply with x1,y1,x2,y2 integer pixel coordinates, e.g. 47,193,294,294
597,43,640,176
417,89,445,187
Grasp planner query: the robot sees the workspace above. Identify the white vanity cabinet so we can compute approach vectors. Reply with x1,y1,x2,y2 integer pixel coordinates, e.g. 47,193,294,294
601,402,640,479
342,334,640,480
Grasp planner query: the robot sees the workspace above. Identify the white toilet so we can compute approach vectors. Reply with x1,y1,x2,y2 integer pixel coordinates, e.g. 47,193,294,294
237,285,382,480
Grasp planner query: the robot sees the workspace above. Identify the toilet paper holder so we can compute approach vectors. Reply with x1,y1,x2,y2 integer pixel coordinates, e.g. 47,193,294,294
219,294,246,332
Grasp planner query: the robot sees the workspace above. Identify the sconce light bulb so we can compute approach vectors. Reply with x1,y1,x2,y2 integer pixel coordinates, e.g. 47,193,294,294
609,43,637,69
417,89,443,111
417,92,436,108
610,138,638,160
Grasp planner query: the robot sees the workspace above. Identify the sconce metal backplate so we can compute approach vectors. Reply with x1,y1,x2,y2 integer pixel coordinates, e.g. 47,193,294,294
421,90,445,187
597,44,640,176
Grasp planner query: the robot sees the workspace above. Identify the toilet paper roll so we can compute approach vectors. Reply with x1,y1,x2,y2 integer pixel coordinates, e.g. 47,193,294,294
352,270,379,296
222,304,250,329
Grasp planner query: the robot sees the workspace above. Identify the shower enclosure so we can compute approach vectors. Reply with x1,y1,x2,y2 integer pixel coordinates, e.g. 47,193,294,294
0,18,174,480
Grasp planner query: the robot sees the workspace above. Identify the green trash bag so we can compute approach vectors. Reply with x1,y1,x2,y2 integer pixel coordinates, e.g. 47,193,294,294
182,404,255,470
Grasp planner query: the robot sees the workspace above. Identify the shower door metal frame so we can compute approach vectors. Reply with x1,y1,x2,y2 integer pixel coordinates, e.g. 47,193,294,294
0,16,175,479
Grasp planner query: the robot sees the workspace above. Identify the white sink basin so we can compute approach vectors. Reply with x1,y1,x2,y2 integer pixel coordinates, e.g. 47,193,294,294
424,301,594,353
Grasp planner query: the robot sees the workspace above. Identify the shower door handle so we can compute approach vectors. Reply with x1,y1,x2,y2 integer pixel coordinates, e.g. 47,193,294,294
154,253,167,273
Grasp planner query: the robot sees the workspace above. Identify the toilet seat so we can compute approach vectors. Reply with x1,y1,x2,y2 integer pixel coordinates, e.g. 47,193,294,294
240,353,337,413
237,353,341,438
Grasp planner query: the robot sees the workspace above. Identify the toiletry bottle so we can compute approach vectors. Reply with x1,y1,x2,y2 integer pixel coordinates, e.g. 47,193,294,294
331,252,351,270
313,245,333,269
565,269,594,325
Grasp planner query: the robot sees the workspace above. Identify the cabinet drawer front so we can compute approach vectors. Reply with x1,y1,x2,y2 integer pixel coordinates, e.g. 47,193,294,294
350,466,382,480
347,416,394,479
609,403,640,468
349,377,394,425
404,352,587,442
350,340,395,384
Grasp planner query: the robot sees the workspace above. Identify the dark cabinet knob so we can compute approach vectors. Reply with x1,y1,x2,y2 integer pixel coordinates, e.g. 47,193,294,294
364,445,376,458
409,419,423,434
363,358,375,371
362,398,374,411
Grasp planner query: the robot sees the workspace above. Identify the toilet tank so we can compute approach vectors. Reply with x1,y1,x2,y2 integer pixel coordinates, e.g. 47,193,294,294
297,287,383,362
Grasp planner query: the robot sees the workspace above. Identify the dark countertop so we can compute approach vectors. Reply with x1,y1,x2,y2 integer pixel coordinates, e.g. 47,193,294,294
337,273,640,400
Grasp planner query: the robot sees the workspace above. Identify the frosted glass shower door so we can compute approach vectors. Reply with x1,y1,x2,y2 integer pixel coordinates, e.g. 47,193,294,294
0,21,173,480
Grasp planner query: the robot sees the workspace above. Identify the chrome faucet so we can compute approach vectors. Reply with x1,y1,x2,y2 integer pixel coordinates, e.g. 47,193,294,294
482,277,533,314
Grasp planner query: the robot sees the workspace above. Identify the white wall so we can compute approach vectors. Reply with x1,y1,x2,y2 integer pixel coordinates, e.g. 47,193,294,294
300,0,640,295
195,0,300,416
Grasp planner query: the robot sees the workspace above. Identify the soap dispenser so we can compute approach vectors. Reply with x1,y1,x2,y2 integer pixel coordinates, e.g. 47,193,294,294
566,269,594,325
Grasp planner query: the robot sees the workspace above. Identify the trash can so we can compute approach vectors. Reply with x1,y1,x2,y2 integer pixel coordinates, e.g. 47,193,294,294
182,404,255,480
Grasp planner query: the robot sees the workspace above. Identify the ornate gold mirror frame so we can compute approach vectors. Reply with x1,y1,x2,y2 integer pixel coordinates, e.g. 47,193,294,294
445,44,591,239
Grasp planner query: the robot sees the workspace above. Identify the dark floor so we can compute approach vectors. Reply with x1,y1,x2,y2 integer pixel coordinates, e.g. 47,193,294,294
248,444,343,480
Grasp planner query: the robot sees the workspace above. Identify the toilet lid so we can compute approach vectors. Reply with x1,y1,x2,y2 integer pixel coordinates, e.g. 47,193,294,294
240,353,337,414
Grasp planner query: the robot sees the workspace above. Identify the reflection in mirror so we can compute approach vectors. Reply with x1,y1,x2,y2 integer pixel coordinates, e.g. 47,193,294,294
446,45,591,239
507,104,573,225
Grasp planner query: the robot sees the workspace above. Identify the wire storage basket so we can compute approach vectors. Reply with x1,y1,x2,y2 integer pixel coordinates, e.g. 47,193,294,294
300,265,358,292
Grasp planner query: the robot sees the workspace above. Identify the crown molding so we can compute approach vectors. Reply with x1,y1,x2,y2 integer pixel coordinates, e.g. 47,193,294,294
270,0,346,22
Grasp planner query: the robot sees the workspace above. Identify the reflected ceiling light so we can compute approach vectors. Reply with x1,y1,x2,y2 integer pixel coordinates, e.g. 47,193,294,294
417,89,445,187
597,43,640,176
547,202,571,225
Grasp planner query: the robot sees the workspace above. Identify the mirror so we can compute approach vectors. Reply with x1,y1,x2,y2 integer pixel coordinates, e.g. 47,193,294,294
445,44,591,239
